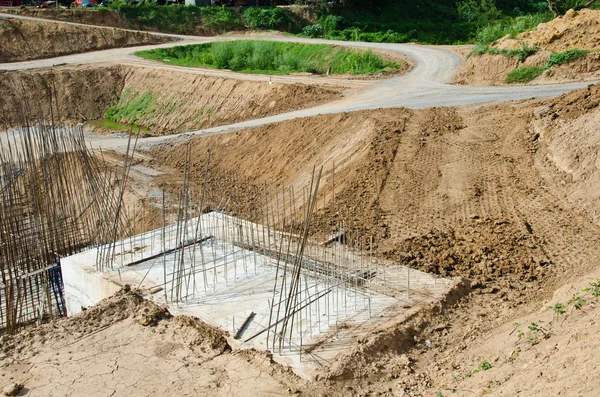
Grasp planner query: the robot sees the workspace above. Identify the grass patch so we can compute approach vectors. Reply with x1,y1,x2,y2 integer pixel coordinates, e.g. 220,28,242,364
243,7,291,30
106,89,156,125
505,66,545,83
135,41,399,75
505,48,592,83
547,49,590,67
475,13,550,47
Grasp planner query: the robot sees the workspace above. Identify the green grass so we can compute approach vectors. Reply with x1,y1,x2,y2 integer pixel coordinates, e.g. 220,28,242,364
505,48,592,83
135,41,399,75
547,49,590,67
475,13,550,46
505,66,545,83
106,89,156,125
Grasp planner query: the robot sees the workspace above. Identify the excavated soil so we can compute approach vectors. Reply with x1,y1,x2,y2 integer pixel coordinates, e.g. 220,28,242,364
3,82,600,395
140,83,600,395
0,65,340,133
453,9,600,85
0,18,169,63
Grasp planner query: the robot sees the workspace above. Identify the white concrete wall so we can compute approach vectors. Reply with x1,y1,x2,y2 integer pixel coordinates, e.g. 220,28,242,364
62,252,122,316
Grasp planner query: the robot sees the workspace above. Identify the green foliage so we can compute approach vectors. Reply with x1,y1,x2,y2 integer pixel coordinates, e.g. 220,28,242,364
584,280,600,297
547,0,589,15
475,13,550,46
569,294,586,310
243,7,289,30
505,65,544,82
302,24,324,38
551,302,567,315
111,4,243,34
546,49,590,67
458,0,504,25
136,41,399,75
106,89,155,125
319,14,346,33
477,360,492,371
514,321,548,344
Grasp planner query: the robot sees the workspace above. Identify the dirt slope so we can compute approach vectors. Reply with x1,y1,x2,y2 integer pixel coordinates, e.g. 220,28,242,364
113,67,340,135
454,9,600,85
0,65,340,133
0,66,125,125
146,83,600,395
0,18,169,63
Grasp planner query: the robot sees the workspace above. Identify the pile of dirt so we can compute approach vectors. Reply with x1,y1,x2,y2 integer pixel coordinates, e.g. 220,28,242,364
530,82,600,227
453,9,600,85
496,8,600,52
0,18,169,63
0,8,130,30
383,217,553,298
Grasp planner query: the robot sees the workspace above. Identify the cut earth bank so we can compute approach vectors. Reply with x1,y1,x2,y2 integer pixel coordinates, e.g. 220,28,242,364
3,81,600,395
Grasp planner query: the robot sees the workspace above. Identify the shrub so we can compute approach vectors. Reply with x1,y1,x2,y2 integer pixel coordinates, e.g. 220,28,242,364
243,7,289,30
505,66,544,83
546,49,590,67
303,24,324,38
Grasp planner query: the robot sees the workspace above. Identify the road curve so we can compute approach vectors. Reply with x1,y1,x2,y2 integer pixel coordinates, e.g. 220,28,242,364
0,11,596,151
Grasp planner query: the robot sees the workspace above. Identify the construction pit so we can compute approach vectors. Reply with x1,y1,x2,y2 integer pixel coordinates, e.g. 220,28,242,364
4,10,600,397
62,210,459,379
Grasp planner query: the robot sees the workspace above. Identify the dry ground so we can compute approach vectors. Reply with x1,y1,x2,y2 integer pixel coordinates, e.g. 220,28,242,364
0,18,169,63
4,82,598,395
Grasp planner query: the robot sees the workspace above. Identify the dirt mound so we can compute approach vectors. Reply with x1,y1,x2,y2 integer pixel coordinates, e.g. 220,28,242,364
0,18,169,63
496,8,600,52
1,8,130,30
454,9,600,85
384,217,552,298
529,82,600,227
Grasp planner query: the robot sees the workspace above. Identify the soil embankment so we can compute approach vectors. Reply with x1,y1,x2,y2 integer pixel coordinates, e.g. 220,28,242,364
0,18,170,63
145,83,600,394
0,65,340,133
454,8,600,85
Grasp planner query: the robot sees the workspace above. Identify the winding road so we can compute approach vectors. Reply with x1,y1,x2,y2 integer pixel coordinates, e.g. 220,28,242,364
0,11,596,150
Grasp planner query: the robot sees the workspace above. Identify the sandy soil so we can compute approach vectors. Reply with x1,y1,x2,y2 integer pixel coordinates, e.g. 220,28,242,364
0,17,169,63
453,9,600,86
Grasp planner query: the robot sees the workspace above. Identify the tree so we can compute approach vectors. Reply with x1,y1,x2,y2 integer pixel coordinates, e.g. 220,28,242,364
547,0,598,15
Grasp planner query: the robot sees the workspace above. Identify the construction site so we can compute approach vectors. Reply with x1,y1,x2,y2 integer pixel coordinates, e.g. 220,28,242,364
2,6,600,397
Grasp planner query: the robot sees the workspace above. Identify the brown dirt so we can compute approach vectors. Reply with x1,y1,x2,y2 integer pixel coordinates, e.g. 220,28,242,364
453,9,600,85
142,82,600,395
0,17,169,63
112,66,341,135
0,65,340,133
496,8,600,52
0,65,124,126
0,8,131,30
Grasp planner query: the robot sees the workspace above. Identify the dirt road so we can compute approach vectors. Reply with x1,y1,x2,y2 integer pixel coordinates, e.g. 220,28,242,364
0,11,595,151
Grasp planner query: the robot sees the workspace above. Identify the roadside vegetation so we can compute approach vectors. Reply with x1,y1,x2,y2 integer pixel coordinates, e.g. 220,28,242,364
505,48,591,82
136,41,400,75
8,0,600,45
